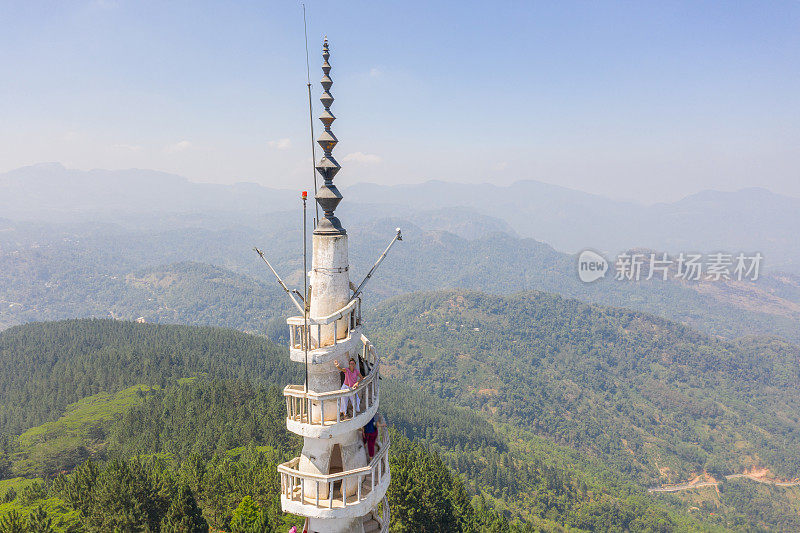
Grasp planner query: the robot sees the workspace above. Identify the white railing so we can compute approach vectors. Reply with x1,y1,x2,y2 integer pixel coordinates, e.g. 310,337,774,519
378,496,390,532
278,436,390,510
288,297,362,351
359,335,379,368
284,341,379,427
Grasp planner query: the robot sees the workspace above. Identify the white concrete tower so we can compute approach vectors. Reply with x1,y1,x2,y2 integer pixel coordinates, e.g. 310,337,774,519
278,39,390,533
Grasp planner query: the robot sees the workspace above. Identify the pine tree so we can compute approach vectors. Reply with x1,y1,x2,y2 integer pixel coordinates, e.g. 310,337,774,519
161,484,209,533
229,496,269,533
26,506,55,533
1,488,15,504
0,510,26,533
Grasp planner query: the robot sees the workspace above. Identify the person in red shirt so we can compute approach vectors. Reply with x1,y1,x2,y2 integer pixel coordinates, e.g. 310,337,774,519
334,358,362,417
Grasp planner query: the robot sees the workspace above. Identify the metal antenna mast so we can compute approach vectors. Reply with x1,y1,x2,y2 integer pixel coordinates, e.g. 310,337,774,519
302,4,320,226
302,191,309,393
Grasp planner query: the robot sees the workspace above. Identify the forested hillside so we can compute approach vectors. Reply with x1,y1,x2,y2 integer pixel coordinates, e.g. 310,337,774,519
0,320,295,436
370,290,800,487
1,318,799,529
0,320,734,531
0,377,521,532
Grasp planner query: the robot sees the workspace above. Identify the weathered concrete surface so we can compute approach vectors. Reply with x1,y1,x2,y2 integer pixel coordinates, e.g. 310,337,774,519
310,233,350,347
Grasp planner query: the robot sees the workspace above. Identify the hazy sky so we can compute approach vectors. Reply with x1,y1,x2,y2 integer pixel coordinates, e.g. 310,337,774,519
1,1,798,203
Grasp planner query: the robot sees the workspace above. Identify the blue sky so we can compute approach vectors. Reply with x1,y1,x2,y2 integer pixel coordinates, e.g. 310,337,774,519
1,0,798,202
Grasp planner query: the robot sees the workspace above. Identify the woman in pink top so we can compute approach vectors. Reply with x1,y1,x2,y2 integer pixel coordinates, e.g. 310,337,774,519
334,358,362,417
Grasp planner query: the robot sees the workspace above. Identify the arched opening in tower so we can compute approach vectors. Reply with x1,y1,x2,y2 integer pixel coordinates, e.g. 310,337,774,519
330,443,344,499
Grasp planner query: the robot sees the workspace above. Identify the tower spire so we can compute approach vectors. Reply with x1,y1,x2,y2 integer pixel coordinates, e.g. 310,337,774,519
314,37,345,235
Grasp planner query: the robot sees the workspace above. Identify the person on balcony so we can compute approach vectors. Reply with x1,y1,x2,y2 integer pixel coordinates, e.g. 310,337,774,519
361,413,387,458
334,358,362,417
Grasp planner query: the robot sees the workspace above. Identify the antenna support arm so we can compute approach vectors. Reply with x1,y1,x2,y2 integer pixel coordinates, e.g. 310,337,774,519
351,228,403,301
254,247,306,314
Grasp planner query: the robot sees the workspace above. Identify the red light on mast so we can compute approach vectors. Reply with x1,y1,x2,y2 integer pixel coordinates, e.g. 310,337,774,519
301,191,308,200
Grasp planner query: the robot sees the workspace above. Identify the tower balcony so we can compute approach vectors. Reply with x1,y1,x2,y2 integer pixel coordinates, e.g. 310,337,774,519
287,297,362,365
278,435,390,521
284,353,379,439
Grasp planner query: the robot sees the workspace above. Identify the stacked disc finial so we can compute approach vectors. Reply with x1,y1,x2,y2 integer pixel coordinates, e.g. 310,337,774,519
314,38,345,235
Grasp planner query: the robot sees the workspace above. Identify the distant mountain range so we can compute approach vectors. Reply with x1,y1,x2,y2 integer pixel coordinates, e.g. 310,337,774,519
1,163,798,344
0,162,297,218
1,216,799,344
346,180,800,273
2,163,797,273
